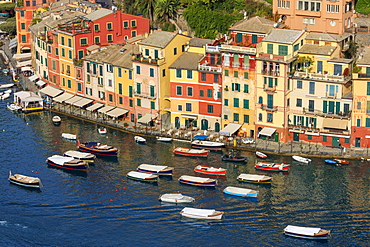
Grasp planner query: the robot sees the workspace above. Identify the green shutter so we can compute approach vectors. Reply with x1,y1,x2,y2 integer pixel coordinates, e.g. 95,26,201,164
293,115,296,125
367,82,370,95
323,101,327,113
335,102,340,114
150,85,155,97
267,44,273,54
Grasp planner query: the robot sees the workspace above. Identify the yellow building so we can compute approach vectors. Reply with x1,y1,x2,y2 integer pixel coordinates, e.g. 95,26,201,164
58,32,76,93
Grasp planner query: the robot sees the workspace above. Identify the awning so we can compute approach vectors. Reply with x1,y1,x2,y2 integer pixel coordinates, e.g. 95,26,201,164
73,98,94,108
17,60,32,67
138,114,156,124
219,123,242,136
193,135,207,140
323,118,348,130
259,127,276,137
13,53,31,60
53,92,74,103
36,80,46,87
9,37,17,49
97,105,115,113
181,114,198,119
65,95,83,105
86,102,104,111
106,107,129,117
40,85,64,97
29,74,39,81
21,66,33,72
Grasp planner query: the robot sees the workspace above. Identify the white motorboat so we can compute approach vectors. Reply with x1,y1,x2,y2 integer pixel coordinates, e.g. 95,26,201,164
7,103,22,111
98,127,107,134
292,155,311,164
156,136,173,142
0,83,14,89
190,140,225,150
180,207,224,220
3,89,12,94
52,116,61,124
134,136,146,144
63,150,96,163
62,133,77,140
159,193,195,204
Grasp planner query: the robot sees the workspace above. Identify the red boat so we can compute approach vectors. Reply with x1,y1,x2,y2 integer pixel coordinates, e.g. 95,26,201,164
333,158,349,165
255,162,290,172
194,165,226,176
173,147,209,158
256,151,267,159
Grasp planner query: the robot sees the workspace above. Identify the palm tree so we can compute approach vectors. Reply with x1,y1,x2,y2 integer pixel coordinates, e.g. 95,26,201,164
154,0,179,22
134,0,157,24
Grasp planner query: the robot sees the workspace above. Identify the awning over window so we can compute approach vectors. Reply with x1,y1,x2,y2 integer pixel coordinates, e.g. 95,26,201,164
73,98,94,108
65,95,83,105
13,53,31,60
8,37,17,49
28,74,39,81
53,92,74,103
97,105,115,113
40,85,64,97
21,66,33,72
323,118,348,130
106,107,129,117
259,127,276,137
138,114,156,124
181,114,198,119
86,102,104,111
219,123,242,136
36,80,46,87
16,60,32,67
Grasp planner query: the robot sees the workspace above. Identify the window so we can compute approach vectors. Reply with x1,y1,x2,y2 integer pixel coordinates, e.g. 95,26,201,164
309,81,315,94
80,38,87,46
252,35,257,44
233,113,239,121
367,82,370,95
234,98,239,107
187,70,192,79
68,50,72,59
95,36,100,44
67,79,71,88
234,71,238,78
174,47,177,55
68,38,72,47
136,65,140,75
176,86,182,95
296,98,302,107
129,70,132,79
61,37,65,45
232,83,240,92
225,70,229,76
109,94,113,102
150,68,154,77
208,105,213,113
278,45,288,56
77,83,82,92
224,115,228,120
129,99,133,107
187,87,193,96
137,98,141,107
21,35,26,42
131,20,136,27
123,21,129,28
258,113,262,121
94,24,99,31
214,74,218,82
258,96,263,104
55,48,59,56
129,86,133,97
357,118,361,127
267,113,273,123
201,73,206,81
150,85,155,97
107,34,113,42
186,103,192,112
224,99,228,106
107,23,112,30
244,84,249,93
243,99,249,109
236,33,242,43
131,30,136,37
244,72,249,79
118,83,123,94
200,90,204,97
294,44,299,51
162,69,166,77
309,100,314,112
323,136,327,142
297,80,302,89
20,11,24,17
52,60,56,70
151,101,155,109
136,83,141,94
267,44,273,54
243,115,249,123
119,97,123,104
334,64,342,76
207,89,212,97
61,48,65,57
178,105,183,111
176,69,181,78
21,23,25,30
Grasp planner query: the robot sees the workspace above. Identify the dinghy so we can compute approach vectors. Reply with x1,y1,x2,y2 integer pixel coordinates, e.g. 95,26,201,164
256,151,267,159
159,193,195,204
134,136,146,144
292,155,311,164
64,150,96,163
78,141,118,156
46,155,88,172
180,207,224,220
255,162,290,172
194,165,226,176
237,173,272,184
191,140,225,150
127,171,158,183
173,147,209,158
156,136,173,142
284,225,331,240
137,164,174,176
223,186,258,197
62,133,77,140
98,127,107,134
178,175,217,187
52,116,61,125
8,171,42,189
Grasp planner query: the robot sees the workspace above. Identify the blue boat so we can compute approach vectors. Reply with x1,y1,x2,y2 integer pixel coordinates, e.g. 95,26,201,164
223,186,258,197
325,160,337,165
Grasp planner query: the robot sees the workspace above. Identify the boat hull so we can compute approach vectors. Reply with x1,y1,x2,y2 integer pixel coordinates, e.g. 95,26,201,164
179,178,216,187
284,231,330,240
191,143,224,151
223,189,258,197
237,177,272,184
47,160,87,172
194,166,226,176
255,163,290,172
159,194,195,204
78,144,118,157
325,160,337,165
9,178,41,189
173,148,209,158
137,168,173,176
221,154,247,162
127,174,158,183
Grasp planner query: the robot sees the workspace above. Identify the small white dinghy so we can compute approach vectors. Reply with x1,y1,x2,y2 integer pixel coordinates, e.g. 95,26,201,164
64,150,96,163
98,127,107,134
134,136,146,144
7,103,22,111
156,136,173,142
223,186,258,197
159,193,195,204
292,155,311,164
284,225,331,240
52,116,61,124
180,207,224,220
62,133,77,140
1,93,10,100
0,83,14,89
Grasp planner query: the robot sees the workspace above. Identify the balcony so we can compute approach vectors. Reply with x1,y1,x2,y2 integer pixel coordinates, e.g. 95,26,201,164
263,84,276,92
232,62,240,68
134,92,157,99
261,104,278,112
133,54,165,65
198,64,222,73
325,92,337,99
205,45,220,53
261,69,280,76
292,71,351,83
220,44,256,55
357,73,370,78
302,107,351,119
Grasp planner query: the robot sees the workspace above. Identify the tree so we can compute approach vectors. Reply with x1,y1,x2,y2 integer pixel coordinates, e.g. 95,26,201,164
155,0,179,22
134,0,157,24
0,17,16,35
344,41,358,59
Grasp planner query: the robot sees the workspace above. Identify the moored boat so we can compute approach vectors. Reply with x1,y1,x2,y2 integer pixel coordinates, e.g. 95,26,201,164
134,136,146,144
173,147,209,158
77,141,118,156
178,175,217,187
256,151,267,159
190,140,225,150
223,186,258,197
137,164,174,176
194,165,226,176
237,173,272,184
46,155,88,172
221,154,247,162
0,83,14,89
63,150,96,163
292,155,311,164
127,171,158,183
284,225,331,240
52,116,61,124
8,171,42,189
180,207,224,220
255,162,290,172
1,93,10,100
333,158,349,165
159,193,195,204
62,133,77,140
7,103,22,111
324,159,337,165
98,127,107,134
156,136,173,142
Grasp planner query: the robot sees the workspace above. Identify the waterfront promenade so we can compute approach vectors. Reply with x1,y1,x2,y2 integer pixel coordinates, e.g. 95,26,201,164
1,41,369,160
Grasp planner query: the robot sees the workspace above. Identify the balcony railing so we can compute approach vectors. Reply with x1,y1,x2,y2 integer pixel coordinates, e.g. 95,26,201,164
220,44,256,54
263,84,276,92
302,107,351,119
198,64,222,73
358,73,370,78
205,45,220,53
261,104,278,112
292,71,351,82
261,69,280,76
325,92,337,99
134,92,157,99
133,54,165,65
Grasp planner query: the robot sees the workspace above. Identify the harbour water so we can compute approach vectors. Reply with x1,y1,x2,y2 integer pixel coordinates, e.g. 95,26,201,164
0,79,369,246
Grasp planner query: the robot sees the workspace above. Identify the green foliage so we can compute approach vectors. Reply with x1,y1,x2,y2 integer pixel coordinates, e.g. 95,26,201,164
161,22,176,32
355,0,370,15
0,17,16,34
353,64,362,73
344,41,358,59
0,2,16,11
31,18,42,25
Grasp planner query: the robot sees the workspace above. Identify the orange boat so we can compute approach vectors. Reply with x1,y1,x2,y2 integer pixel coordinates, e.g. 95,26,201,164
194,165,226,176
333,158,349,165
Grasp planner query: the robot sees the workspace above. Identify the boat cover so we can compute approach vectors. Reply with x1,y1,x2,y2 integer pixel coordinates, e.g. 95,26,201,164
161,193,184,200
48,155,74,165
64,150,94,159
284,225,321,236
138,164,168,171
224,186,255,195
179,175,214,183
182,207,216,216
238,174,270,180
193,135,207,140
196,166,225,172
127,171,156,179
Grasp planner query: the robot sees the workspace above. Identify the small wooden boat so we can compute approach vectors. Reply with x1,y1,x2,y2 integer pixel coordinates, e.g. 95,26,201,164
223,186,258,197
127,171,158,183
134,136,146,144
8,171,42,189
7,103,22,111
333,158,349,165
98,127,107,134
191,140,225,150
292,155,311,164
221,154,247,162
194,165,226,176
178,175,217,187
324,159,337,165
255,162,290,172
237,173,272,184
62,133,77,140
173,147,209,158
284,225,331,240
156,136,173,142
256,151,267,159
46,155,88,172
64,150,96,163
180,207,224,220
77,141,118,156
0,83,14,89
137,164,174,176
52,116,61,124
159,193,195,204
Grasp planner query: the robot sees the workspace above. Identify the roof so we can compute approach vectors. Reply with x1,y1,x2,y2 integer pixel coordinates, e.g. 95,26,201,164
84,8,112,21
138,30,178,48
298,44,337,56
263,29,304,44
169,52,204,70
189,38,214,47
229,16,275,34
357,47,370,66
328,58,353,64
306,32,350,42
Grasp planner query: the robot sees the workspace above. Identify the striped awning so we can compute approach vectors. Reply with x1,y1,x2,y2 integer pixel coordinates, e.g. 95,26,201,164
86,102,104,111
73,98,94,108
219,123,242,136
65,95,83,104
53,92,74,103
138,114,156,124
40,85,64,97
259,127,276,137
106,107,129,117
97,105,115,113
